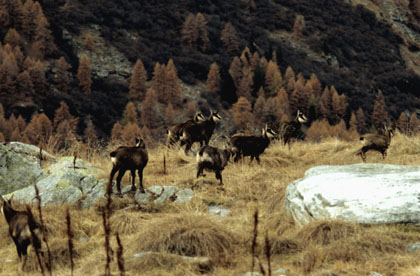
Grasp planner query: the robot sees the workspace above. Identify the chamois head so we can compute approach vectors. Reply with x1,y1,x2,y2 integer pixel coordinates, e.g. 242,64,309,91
0,194,13,216
194,112,206,122
210,110,222,123
135,137,146,148
262,124,277,138
297,110,308,124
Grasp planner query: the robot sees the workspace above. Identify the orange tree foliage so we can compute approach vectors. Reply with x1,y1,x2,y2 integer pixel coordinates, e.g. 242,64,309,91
77,53,92,94
53,101,79,132
231,96,253,130
54,56,72,92
206,62,221,95
371,90,390,130
221,22,240,55
120,101,138,126
129,59,147,102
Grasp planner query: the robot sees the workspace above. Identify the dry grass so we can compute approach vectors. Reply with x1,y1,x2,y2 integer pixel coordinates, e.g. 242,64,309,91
1,133,420,275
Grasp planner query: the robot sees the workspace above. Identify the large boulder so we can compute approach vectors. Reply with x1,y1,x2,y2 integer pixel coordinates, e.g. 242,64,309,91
285,163,420,225
0,142,55,194
11,157,108,208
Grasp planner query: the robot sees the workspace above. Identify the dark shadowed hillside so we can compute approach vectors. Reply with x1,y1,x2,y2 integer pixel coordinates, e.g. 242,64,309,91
2,0,420,139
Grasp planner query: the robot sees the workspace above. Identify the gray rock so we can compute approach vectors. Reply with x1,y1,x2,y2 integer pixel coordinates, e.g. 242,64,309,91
0,142,52,194
273,268,289,275
369,272,383,276
244,272,262,276
285,163,420,225
208,205,231,217
134,185,193,205
11,157,107,207
132,251,210,266
406,242,420,252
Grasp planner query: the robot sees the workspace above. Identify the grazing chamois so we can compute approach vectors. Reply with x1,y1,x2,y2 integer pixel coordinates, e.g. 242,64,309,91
0,195,43,272
180,110,222,153
274,110,307,147
196,145,232,186
166,112,206,148
230,124,276,164
357,125,394,162
109,137,148,195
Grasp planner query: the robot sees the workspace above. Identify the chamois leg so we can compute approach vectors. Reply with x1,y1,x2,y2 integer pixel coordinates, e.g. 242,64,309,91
130,169,136,191
382,150,387,159
138,167,145,193
249,155,255,165
109,166,119,189
256,155,261,164
215,171,223,186
196,163,205,178
115,169,126,196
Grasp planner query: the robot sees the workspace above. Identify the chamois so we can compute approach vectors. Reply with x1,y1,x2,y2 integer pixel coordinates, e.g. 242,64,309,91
274,110,307,147
180,110,222,153
109,137,148,196
196,145,232,186
0,195,43,272
357,125,394,162
230,124,276,164
166,112,206,148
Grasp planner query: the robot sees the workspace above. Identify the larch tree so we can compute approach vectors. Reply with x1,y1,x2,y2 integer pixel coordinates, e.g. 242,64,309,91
206,62,221,95
141,88,161,130
129,59,147,102
409,113,420,134
21,0,37,40
319,86,333,122
84,118,97,142
229,56,242,89
166,59,182,106
120,101,139,126
293,15,305,37
264,60,282,97
309,73,322,98
36,112,52,143
221,22,240,55
4,28,24,48
371,90,390,129
276,87,291,120
151,62,167,103
355,107,367,134
284,66,295,86
289,77,306,115
396,112,409,135
231,96,253,130
181,13,197,49
84,34,94,51
164,103,176,126
0,52,19,105
236,67,254,102
77,53,92,94
111,121,124,142
195,13,209,52
253,88,266,127
33,2,56,57
53,101,78,132
28,60,46,93
121,123,142,145
54,56,72,92
16,70,34,98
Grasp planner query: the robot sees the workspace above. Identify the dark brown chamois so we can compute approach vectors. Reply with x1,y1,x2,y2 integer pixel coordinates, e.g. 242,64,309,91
230,124,276,164
109,137,148,196
196,145,232,186
273,110,307,147
357,125,394,162
166,112,206,148
180,110,222,154
0,195,43,272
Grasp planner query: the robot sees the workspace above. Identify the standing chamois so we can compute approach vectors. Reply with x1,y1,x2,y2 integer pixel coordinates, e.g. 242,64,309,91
196,145,232,186
229,124,276,164
274,110,307,147
166,112,206,148
357,125,394,162
109,137,148,196
180,110,222,154
0,195,43,272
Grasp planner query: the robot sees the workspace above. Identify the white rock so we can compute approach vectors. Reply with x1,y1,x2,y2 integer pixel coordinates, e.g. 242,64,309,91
285,163,420,225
